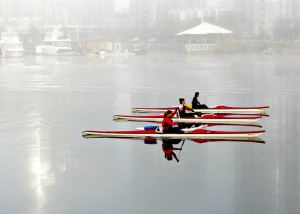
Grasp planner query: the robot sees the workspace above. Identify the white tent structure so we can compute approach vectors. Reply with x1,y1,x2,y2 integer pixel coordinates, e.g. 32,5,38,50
176,21,233,35
176,21,233,53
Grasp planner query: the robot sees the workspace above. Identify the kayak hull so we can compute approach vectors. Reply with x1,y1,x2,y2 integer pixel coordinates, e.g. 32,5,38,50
82,128,265,140
113,114,262,126
132,105,269,116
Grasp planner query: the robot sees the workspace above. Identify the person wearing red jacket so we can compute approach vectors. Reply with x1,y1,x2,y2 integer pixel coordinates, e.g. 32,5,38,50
162,110,182,133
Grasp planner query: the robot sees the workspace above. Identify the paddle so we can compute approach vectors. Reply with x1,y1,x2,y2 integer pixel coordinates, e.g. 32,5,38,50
177,139,185,161
176,107,180,118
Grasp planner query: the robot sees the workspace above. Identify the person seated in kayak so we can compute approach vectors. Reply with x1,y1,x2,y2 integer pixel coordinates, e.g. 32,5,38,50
162,140,182,162
178,98,197,128
192,92,208,109
162,110,182,133
178,98,195,118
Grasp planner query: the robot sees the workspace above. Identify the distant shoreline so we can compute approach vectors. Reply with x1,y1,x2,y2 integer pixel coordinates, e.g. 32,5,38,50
147,40,300,55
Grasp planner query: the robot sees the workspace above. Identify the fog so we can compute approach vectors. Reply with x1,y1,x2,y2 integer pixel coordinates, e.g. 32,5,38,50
1,1,300,214
0,0,298,55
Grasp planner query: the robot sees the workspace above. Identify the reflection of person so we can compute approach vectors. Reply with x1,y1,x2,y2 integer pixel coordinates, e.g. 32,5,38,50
162,110,182,133
192,92,208,109
162,140,182,162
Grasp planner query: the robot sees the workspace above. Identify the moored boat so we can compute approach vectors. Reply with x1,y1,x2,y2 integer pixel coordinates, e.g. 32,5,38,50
0,31,25,58
42,26,73,55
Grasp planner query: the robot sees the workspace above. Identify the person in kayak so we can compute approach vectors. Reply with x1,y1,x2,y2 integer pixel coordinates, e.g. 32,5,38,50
162,140,182,162
192,92,208,109
178,98,197,128
162,110,182,133
178,98,195,118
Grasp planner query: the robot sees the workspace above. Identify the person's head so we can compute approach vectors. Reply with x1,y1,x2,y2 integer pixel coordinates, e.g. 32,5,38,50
195,92,199,97
164,110,173,117
165,154,173,161
179,98,185,104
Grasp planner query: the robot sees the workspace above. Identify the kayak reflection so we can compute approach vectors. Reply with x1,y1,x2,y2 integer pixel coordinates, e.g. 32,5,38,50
83,125,266,162
142,137,265,162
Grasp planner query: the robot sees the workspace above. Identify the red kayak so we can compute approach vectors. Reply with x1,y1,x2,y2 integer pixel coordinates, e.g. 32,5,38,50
132,105,269,116
113,114,262,127
82,126,265,140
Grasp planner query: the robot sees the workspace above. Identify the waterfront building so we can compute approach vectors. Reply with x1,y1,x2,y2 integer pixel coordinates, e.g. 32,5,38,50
176,20,233,53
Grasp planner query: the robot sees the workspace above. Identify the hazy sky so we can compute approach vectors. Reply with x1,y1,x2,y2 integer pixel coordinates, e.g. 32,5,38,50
114,0,236,11
115,0,129,11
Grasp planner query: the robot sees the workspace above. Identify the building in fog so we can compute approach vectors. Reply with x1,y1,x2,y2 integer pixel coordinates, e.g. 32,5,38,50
129,0,157,37
0,0,115,26
207,0,234,8
160,0,207,22
204,0,235,31
233,0,300,40
0,0,44,18
0,0,117,41
0,0,66,24
129,0,207,27
128,0,207,39
265,0,279,39
279,0,300,19
275,0,300,40
68,0,115,26
234,0,268,38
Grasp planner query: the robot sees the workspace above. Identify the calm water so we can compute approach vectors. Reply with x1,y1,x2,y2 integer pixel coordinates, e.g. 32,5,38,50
0,53,299,214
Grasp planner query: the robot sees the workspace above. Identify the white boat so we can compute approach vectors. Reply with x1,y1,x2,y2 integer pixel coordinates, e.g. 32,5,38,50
133,43,148,54
0,32,25,58
42,27,73,55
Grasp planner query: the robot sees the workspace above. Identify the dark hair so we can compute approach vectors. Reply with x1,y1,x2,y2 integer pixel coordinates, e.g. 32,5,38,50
195,92,199,96
179,98,185,104
164,110,172,117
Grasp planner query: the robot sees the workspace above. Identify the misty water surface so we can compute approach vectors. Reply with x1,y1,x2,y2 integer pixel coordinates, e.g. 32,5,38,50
0,53,299,214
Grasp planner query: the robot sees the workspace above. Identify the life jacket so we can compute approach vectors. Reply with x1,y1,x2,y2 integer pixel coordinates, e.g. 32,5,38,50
178,104,187,117
162,117,173,131
192,97,200,109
